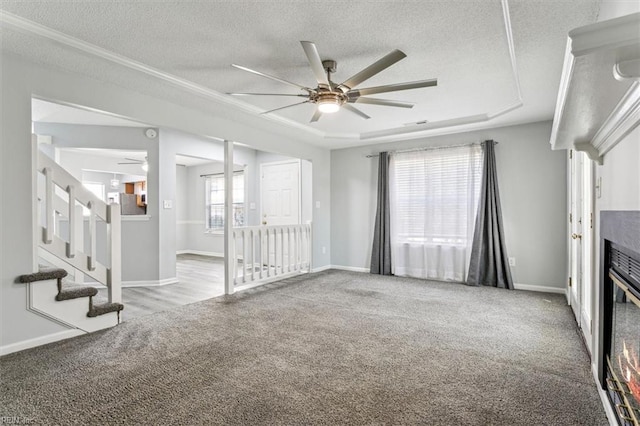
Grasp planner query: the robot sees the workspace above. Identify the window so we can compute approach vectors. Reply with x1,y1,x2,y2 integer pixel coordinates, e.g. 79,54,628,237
205,172,245,230
390,145,482,245
389,144,483,281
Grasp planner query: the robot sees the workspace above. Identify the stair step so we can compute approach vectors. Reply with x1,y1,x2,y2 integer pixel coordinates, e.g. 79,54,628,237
88,302,124,318
56,286,98,301
18,266,67,283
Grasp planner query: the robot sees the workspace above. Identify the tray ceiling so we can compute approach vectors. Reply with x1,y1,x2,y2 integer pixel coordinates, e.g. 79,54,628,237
0,1,600,147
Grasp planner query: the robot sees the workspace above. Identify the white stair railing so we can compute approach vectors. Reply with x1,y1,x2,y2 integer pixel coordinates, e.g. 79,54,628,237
36,150,121,304
231,223,312,286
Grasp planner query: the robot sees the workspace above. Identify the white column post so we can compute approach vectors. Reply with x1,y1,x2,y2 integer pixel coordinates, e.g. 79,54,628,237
107,203,122,304
223,140,235,295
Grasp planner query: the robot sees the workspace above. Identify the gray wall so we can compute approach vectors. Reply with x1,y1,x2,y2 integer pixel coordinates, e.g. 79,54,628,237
176,150,312,255
1,53,331,349
331,121,567,289
33,123,160,283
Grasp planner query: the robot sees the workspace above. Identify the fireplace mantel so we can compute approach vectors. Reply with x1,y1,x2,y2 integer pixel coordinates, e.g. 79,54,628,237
549,13,640,165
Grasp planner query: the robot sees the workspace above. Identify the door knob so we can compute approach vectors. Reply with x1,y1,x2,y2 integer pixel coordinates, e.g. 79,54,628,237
262,220,267,225
571,233,582,240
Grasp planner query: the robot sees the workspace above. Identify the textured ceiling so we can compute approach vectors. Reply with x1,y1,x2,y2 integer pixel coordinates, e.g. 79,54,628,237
1,0,601,147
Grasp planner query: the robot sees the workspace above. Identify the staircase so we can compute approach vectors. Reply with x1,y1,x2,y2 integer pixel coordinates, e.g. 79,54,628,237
21,136,124,333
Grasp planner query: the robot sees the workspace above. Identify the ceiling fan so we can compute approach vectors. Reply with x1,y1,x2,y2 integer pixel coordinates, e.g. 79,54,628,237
118,157,149,172
228,41,437,122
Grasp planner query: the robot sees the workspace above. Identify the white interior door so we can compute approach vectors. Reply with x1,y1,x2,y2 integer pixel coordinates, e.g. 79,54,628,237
260,160,301,269
260,160,301,226
569,150,583,327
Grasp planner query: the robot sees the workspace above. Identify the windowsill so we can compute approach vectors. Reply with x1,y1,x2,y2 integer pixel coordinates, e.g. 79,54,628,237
205,229,224,235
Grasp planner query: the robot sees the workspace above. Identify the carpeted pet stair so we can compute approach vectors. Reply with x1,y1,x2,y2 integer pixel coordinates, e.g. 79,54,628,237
19,266,124,322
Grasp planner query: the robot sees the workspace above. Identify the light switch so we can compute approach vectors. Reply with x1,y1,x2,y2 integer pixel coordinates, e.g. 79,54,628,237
163,200,173,209
249,202,256,210
315,201,321,209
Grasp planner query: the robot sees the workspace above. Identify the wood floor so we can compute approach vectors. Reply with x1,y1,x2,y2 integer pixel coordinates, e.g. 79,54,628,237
103,254,226,321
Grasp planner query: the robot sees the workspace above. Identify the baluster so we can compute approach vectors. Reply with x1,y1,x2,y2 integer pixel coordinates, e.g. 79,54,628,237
43,167,54,244
87,201,96,271
259,229,264,280
266,227,271,277
66,185,76,258
287,227,292,273
232,230,238,285
242,229,247,284
250,229,256,282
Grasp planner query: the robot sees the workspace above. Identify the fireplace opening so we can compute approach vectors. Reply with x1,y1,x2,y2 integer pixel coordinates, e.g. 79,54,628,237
603,242,640,425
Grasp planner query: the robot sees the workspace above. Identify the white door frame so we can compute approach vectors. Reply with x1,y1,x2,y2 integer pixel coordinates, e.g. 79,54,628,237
259,159,302,226
568,149,595,354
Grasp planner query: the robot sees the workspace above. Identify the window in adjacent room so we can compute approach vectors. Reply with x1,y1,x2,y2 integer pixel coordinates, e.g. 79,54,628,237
205,171,245,230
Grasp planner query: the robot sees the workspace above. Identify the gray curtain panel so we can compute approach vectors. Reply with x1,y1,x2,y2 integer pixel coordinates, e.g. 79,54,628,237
370,152,393,275
467,140,514,289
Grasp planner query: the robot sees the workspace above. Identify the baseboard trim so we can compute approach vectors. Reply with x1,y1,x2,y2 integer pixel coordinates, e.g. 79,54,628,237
331,265,370,273
592,363,617,425
176,250,223,258
513,283,565,294
311,265,332,273
121,277,179,288
0,329,85,356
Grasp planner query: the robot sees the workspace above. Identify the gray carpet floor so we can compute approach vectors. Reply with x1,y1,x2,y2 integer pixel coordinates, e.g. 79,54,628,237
0,270,608,425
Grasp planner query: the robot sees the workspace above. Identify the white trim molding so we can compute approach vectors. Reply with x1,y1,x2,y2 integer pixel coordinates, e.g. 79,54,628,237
513,283,566,294
330,265,371,273
176,250,224,258
0,6,526,144
121,277,179,288
550,13,640,163
0,329,85,356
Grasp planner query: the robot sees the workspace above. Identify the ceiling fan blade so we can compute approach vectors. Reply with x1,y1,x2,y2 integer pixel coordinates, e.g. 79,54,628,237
228,92,309,97
260,100,309,115
300,41,331,88
339,50,406,90
350,97,414,108
231,64,311,92
342,104,371,120
310,109,322,123
351,79,438,96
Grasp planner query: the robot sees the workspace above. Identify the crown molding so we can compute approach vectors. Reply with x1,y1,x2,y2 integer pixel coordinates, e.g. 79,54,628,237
550,13,640,163
1,2,524,145
0,11,324,139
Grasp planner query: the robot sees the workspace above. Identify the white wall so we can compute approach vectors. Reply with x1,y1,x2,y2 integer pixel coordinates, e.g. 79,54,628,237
331,121,567,289
0,53,331,350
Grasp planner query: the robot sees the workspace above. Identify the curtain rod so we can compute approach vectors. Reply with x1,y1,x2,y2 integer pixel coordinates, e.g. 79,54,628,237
365,140,498,158
199,170,243,178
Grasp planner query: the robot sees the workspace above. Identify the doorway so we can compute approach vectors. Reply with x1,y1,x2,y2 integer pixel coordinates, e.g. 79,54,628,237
568,149,595,353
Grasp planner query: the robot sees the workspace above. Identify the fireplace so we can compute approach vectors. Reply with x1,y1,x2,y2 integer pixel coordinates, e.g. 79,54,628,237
600,211,640,426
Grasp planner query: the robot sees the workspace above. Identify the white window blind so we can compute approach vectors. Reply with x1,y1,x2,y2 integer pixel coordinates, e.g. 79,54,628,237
205,172,245,230
389,144,482,281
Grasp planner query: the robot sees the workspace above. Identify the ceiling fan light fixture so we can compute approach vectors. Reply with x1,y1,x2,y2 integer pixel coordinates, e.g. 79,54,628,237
318,100,341,113
316,92,345,114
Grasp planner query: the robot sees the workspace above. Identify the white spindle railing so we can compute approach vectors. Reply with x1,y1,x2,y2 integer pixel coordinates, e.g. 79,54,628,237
37,150,121,304
231,223,312,287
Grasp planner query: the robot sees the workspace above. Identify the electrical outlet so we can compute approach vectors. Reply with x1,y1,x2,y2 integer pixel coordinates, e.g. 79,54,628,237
163,200,172,209
508,257,516,267
322,246,326,254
